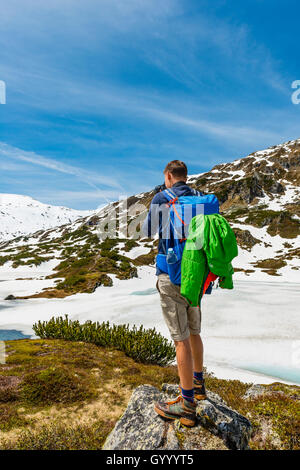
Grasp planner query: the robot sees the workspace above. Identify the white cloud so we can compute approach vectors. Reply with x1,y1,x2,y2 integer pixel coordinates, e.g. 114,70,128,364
0,142,122,190
38,189,120,204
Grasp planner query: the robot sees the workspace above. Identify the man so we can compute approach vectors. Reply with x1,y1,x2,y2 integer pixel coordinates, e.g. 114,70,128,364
143,160,206,428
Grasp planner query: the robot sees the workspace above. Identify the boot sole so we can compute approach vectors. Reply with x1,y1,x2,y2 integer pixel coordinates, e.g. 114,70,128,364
194,393,207,400
154,405,196,427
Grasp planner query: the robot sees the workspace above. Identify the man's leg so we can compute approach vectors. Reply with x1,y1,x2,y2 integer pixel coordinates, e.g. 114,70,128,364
189,333,203,373
174,337,193,390
155,337,197,427
189,333,206,399
154,275,197,426
188,310,206,399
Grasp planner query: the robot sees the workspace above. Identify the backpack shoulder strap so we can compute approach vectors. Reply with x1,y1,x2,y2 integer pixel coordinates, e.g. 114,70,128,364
191,188,203,196
163,188,177,202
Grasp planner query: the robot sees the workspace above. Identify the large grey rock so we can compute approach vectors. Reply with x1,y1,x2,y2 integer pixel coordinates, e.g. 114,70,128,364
243,384,267,400
103,384,252,451
103,385,174,450
163,384,251,450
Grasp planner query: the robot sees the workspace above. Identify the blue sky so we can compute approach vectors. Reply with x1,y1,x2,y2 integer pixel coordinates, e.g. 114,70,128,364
0,0,300,209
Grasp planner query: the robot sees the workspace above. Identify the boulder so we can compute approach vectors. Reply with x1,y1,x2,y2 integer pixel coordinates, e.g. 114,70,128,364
243,384,267,400
4,295,16,300
103,384,172,450
103,384,252,451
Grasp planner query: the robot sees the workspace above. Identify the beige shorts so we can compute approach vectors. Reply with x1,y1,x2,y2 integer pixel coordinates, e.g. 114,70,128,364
156,273,202,342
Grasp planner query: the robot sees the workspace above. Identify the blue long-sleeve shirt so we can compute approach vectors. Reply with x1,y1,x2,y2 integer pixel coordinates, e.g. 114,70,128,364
142,181,199,275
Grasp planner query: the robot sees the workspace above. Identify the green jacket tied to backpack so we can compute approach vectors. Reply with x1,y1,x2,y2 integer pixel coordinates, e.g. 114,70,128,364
180,213,238,307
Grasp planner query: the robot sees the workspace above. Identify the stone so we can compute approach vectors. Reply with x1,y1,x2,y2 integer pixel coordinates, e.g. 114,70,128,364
4,295,16,300
243,384,268,400
162,384,251,450
103,385,169,450
103,383,252,451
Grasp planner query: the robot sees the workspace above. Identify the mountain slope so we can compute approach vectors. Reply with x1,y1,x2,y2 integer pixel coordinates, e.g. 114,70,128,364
0,137,299,298
188,138,300,279
0,194,91,241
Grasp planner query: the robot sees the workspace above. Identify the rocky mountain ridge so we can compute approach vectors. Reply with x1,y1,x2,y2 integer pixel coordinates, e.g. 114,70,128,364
0,137,299,299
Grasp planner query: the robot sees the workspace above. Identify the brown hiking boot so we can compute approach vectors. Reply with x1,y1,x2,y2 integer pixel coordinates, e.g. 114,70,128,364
194,378,207,400
154,395,197,427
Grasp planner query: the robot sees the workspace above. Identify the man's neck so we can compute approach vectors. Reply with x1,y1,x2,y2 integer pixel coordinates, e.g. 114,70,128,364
172,180,187,187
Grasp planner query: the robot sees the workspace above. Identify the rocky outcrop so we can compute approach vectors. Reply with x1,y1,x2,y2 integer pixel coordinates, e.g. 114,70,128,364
233,228,261,250
4,295,16,300
103,384,252,451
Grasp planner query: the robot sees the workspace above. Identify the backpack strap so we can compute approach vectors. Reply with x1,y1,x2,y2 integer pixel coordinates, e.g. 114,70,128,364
163,189,187,236
191,188,203,196
163,188,178,204
164,187,203,199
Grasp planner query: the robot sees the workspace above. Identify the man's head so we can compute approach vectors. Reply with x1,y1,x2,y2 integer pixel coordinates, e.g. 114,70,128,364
163,160,188,189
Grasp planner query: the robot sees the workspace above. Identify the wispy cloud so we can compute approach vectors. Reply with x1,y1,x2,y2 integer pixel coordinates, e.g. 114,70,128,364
37,189,120,206
0,0,299,209
144,108,279,143
0,142,122,191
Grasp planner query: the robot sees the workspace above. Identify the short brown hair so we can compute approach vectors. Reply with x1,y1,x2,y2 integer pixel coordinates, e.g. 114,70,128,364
163,160,187,179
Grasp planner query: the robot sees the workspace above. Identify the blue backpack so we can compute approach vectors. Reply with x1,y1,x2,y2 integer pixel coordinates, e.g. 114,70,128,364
156,188,219,285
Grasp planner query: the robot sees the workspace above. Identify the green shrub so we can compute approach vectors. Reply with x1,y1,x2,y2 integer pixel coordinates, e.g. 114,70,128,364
0,256,10,266
56,274,86,289
33,316,176,366
124,240,138,252
100,239,119,250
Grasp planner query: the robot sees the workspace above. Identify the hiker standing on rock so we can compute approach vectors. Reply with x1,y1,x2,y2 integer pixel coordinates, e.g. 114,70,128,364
142,160,208,427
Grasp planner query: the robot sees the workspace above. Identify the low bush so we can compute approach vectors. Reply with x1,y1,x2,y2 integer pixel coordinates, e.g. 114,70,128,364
33,316,176,366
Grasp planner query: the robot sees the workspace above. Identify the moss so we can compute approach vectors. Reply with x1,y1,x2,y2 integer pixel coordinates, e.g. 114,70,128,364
250,396,300,450
205,375,250,411
252,258,287,270
0,404,29,432
225,207,249,221
132,251,156,266
124,240,139,252
0,256,10,266
245,209,281,227
267,214,300,239
0,339,299,450
0,420,114,450
56,274,86,290
20,366,97,406
244,209,300,239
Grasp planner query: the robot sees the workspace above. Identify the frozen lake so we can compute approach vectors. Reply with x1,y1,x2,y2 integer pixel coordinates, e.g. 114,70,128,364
0,266,299,385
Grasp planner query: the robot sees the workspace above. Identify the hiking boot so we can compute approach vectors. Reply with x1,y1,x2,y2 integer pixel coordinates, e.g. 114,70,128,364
194,378,207,400
154,395,197,427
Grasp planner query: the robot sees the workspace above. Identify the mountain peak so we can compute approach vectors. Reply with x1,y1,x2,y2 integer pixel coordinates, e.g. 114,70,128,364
0,193,92,241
